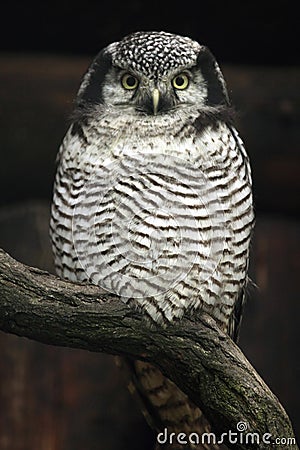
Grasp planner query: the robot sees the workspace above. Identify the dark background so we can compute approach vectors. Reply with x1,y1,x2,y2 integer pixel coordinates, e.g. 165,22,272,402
1,1,299,64
0,2,299,449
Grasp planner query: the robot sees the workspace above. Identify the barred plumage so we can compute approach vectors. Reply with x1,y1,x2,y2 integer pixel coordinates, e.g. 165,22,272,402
50,31,254,449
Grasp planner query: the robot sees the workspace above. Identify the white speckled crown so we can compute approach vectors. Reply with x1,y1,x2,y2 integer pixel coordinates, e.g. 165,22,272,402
108,31,201,78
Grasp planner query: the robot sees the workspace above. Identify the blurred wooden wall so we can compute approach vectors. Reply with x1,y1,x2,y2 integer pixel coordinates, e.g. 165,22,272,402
0,55,299,449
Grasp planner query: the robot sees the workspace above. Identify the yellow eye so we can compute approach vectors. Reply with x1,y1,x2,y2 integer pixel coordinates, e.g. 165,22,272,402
172,73,189,90
121,73,139,90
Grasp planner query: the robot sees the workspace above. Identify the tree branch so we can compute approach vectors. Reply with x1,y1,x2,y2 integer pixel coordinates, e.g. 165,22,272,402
0,248,298,449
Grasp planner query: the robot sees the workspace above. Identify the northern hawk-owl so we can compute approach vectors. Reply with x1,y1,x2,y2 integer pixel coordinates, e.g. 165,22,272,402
50,31,254,449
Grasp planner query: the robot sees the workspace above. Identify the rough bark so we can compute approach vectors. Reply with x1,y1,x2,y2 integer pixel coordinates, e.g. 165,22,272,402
0,248,298,449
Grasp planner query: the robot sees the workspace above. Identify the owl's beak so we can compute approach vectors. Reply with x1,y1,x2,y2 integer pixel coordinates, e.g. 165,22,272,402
140,87,170,115
152,88,160,115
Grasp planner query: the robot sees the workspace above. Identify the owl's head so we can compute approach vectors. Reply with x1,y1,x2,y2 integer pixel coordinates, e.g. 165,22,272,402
76,31,229,117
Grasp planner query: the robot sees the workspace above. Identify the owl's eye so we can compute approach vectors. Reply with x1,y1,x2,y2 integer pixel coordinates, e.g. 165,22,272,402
172,73,189,90
121,73,139,90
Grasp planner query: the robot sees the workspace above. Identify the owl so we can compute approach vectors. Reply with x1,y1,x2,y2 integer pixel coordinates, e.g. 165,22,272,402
50,31,254,449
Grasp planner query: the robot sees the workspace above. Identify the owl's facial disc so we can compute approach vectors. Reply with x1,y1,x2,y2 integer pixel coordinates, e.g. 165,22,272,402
76,31,230,119
119,72,193,115
115,65,195,115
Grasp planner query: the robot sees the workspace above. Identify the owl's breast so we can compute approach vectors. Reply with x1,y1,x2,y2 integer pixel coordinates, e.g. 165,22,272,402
51,123,253,323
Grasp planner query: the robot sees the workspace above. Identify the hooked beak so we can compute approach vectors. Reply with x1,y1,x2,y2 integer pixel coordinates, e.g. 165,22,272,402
137,87,173,115
152,88,160,115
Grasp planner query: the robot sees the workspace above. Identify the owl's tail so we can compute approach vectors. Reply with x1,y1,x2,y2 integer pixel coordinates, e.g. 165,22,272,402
118,292,246,449
126,359,221,450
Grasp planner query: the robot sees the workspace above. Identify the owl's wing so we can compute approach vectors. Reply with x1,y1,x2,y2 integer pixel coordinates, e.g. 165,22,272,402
228,287,247,343
226,125,253,343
